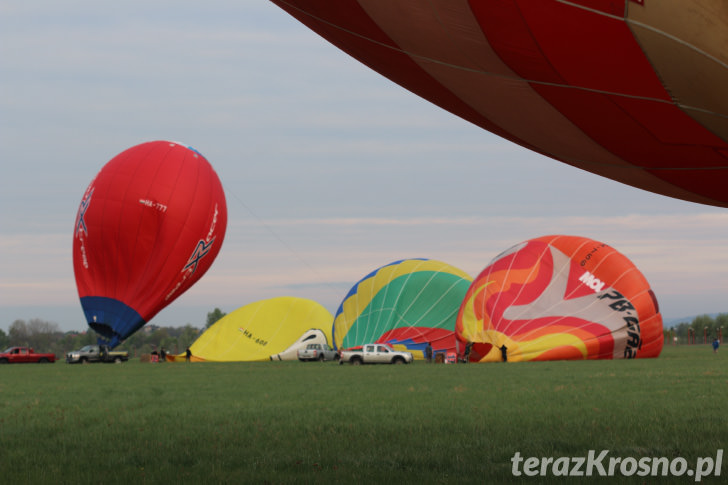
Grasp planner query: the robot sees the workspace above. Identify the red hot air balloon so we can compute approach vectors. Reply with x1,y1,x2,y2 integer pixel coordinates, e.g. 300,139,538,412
73,141,227,347
270,0,728,207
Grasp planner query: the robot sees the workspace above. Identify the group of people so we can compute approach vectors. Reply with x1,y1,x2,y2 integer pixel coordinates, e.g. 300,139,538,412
149,347,167,362
423,342,508,363
149,347,193,362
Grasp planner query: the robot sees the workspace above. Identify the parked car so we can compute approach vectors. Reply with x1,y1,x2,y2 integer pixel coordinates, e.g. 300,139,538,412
297,343,338,361
339,343,414,365
0,346,56,364
66,345,129,364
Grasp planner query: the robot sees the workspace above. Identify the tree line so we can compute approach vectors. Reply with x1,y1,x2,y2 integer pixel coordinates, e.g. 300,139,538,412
2,310,723,356
0,308,227,358
669,313,728,344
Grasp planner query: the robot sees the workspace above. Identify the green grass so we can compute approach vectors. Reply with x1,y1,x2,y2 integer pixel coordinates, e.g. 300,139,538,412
1,345,727,483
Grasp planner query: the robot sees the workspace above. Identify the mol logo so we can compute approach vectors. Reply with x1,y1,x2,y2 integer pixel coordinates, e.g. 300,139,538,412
579,271,605,293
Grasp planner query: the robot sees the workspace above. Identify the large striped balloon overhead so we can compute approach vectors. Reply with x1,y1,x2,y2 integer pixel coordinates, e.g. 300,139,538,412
456,235,663,362
270,0,728,207
333,259,472,358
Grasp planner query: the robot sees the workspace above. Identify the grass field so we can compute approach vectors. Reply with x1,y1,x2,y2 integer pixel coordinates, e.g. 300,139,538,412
1,345,727,484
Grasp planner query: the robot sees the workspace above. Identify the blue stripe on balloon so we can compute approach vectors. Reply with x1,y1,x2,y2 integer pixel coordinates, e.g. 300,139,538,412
80,296,146,348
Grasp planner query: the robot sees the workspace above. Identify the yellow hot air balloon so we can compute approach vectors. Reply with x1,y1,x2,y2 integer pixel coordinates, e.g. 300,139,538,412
169,297,332,362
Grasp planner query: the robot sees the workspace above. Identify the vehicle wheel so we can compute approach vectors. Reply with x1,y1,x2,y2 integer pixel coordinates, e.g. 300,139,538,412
81,358,88,364
351,357,362,365
38,358,49,363
0,358,8,364
318,354,325,362
393,357,405,364
114,357,122,364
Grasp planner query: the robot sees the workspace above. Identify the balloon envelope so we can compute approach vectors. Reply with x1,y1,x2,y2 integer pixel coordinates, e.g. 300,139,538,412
170,297,333,362
271,0,728,207
73,141,227,347
457,235,663,362
333,259,472,358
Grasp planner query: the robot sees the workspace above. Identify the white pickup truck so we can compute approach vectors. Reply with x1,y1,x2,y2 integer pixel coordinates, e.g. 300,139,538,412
338,343,414,365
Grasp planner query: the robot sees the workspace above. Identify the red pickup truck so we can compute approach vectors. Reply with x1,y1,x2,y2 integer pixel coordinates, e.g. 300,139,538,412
0,346,56,364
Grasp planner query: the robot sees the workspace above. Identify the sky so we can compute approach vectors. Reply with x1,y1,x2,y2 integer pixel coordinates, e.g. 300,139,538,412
2,1,727,334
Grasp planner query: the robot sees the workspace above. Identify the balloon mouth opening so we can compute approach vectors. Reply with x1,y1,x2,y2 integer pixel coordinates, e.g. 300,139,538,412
468,343,493,362
89,322,122,348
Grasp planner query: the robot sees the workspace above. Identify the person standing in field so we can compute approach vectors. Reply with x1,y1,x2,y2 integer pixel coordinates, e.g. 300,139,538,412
713,338,720,353
185,347,192,362
499,344,508,362
425,342,433,363
463,342,473,363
